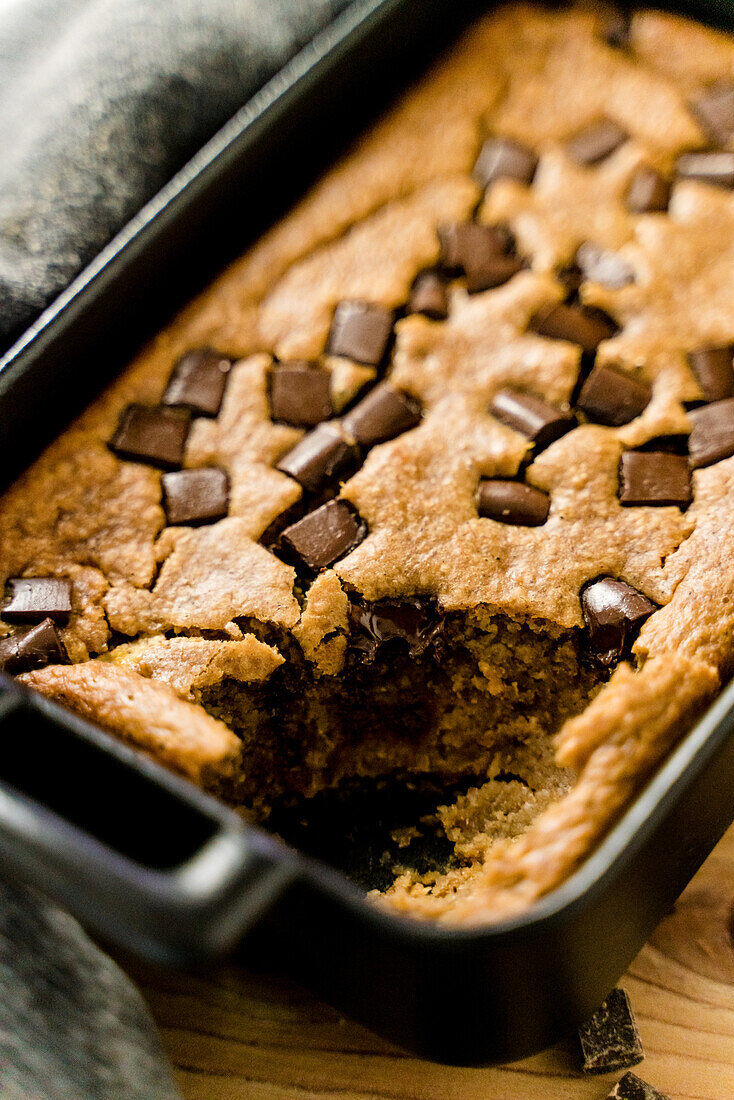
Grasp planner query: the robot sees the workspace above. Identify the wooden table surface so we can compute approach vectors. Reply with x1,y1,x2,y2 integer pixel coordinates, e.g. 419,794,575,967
129,823,734,1100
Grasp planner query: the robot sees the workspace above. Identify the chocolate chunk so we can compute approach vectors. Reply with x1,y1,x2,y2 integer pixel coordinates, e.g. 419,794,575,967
565,118,629,165
491,389,575,449
581,578,656,666
439,222,522,292
342,383,422,447
348,597,443,663
3,578,72,624
687,345,734,402
625,167,671,213
408,271,449,320
576,242,635,288
109,404,191,470
477,479,550,526
269,361,333,427
163,349,232,417
619,451,692,507
607,1072,672,1100
161,467,229,526
688,398,734,468
676,151,734,188
577,363,651,426
0,619,68,674
473,136,538,188
530,303,617,353
690,81,734,145
327,300,394,366
578,988,644,1075
280,499,366,572
276,423,358,493
556,261,583,297
603,8,631,48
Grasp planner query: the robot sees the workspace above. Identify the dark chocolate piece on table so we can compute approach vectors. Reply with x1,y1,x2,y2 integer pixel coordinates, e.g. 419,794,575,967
348,596,444,663
477,479,550,526
581,579,656,666
556,261,583,296
3,578,72,623
565,117,629,165
109,404,191,470
473,136,538,188
491,389,575,450
0,619,68,675
408,271,449,320
689,81,734,145
438,221,521,292
577,363,651,426
688,397,734,468
676,151,734,188
163,349,232,417
625,167,671,214
576,241,635,288
619,451,692,507
280,499,366,572
327,300,394,366
530,302,617,353
578,987,644,1075
607,1071,672,1100
342,383,422,447
161,467,229,526
686,345,734,403
269,361,333,427
276,423,358,493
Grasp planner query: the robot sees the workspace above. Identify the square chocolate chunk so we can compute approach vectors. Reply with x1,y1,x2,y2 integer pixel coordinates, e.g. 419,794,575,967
625,167,671,214
577,364,651,426
619,451,692,507
342,383,422,447
280,499,366,572
686,345,734,403
531,303,617,353
327,300,394,366
473,136,538,189
688,398,734,468
3,578,72,623
109,405,191,470
163,349,232,417
269,361,333,428
578,988,644,1074
491,389,576,450
565,118,628,165
276,423,358,493
162,467,229,526
0,619,68,674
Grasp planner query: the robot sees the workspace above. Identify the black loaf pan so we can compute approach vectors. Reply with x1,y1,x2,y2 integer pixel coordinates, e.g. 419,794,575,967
0,0,733,1067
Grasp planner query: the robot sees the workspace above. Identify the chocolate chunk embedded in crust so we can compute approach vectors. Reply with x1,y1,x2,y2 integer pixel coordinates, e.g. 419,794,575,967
688,398,734,468
625,167,671,214
163,349,232,417
530,303,617,353
162,467,229,527
342,383,422,447
408,271,449,320
565,118,628,165
689,81,734,145
577,242,635,288
438,222,521,291
109,404,191,470
327,300,394,366
276,423,358,493
491,389,576,450
581,578,656,666
348,597,444,663
473,136,538,188
578,988,644,1074
577,363,651,426
686,345,734,403
619,451,692,507
606,1072,672,1100
676,151,734,188
269,361,333,427
280,499,366,572
3,578,72,623
0,619,68,674
477,479,550,525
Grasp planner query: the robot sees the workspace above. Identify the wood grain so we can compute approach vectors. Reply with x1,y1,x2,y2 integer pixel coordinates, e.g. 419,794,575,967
128,824,734,1100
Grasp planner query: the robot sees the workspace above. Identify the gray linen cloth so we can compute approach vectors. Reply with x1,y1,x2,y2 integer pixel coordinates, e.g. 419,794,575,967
0,0,351,1096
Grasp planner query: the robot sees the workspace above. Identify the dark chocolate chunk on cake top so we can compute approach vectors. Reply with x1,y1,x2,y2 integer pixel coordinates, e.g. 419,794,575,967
408,271,449,320
619,451,692,507
686,345,734,403
0,619,68,675
581,579,656,666
565,117,628,164
109,404,191,470
342,383,422,447
688,398,734,467
276,423,358,493
161,467,229,527
477,479,550,526
530,302,617,352
327,300,394,366
269,361,333,427
625,166,671,213
473,135,538,188
490,388,576,449
3,578,72,623
280,499,366,572
577,363,651,426
163,348,232,417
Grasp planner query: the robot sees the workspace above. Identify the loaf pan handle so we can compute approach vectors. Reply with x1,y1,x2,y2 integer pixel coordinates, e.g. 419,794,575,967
0,676,296,966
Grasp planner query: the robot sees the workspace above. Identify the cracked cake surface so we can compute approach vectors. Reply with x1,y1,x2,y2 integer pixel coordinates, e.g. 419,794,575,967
1,3,734,923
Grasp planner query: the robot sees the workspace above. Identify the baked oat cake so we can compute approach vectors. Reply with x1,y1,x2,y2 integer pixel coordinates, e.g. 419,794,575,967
1,2,733,923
